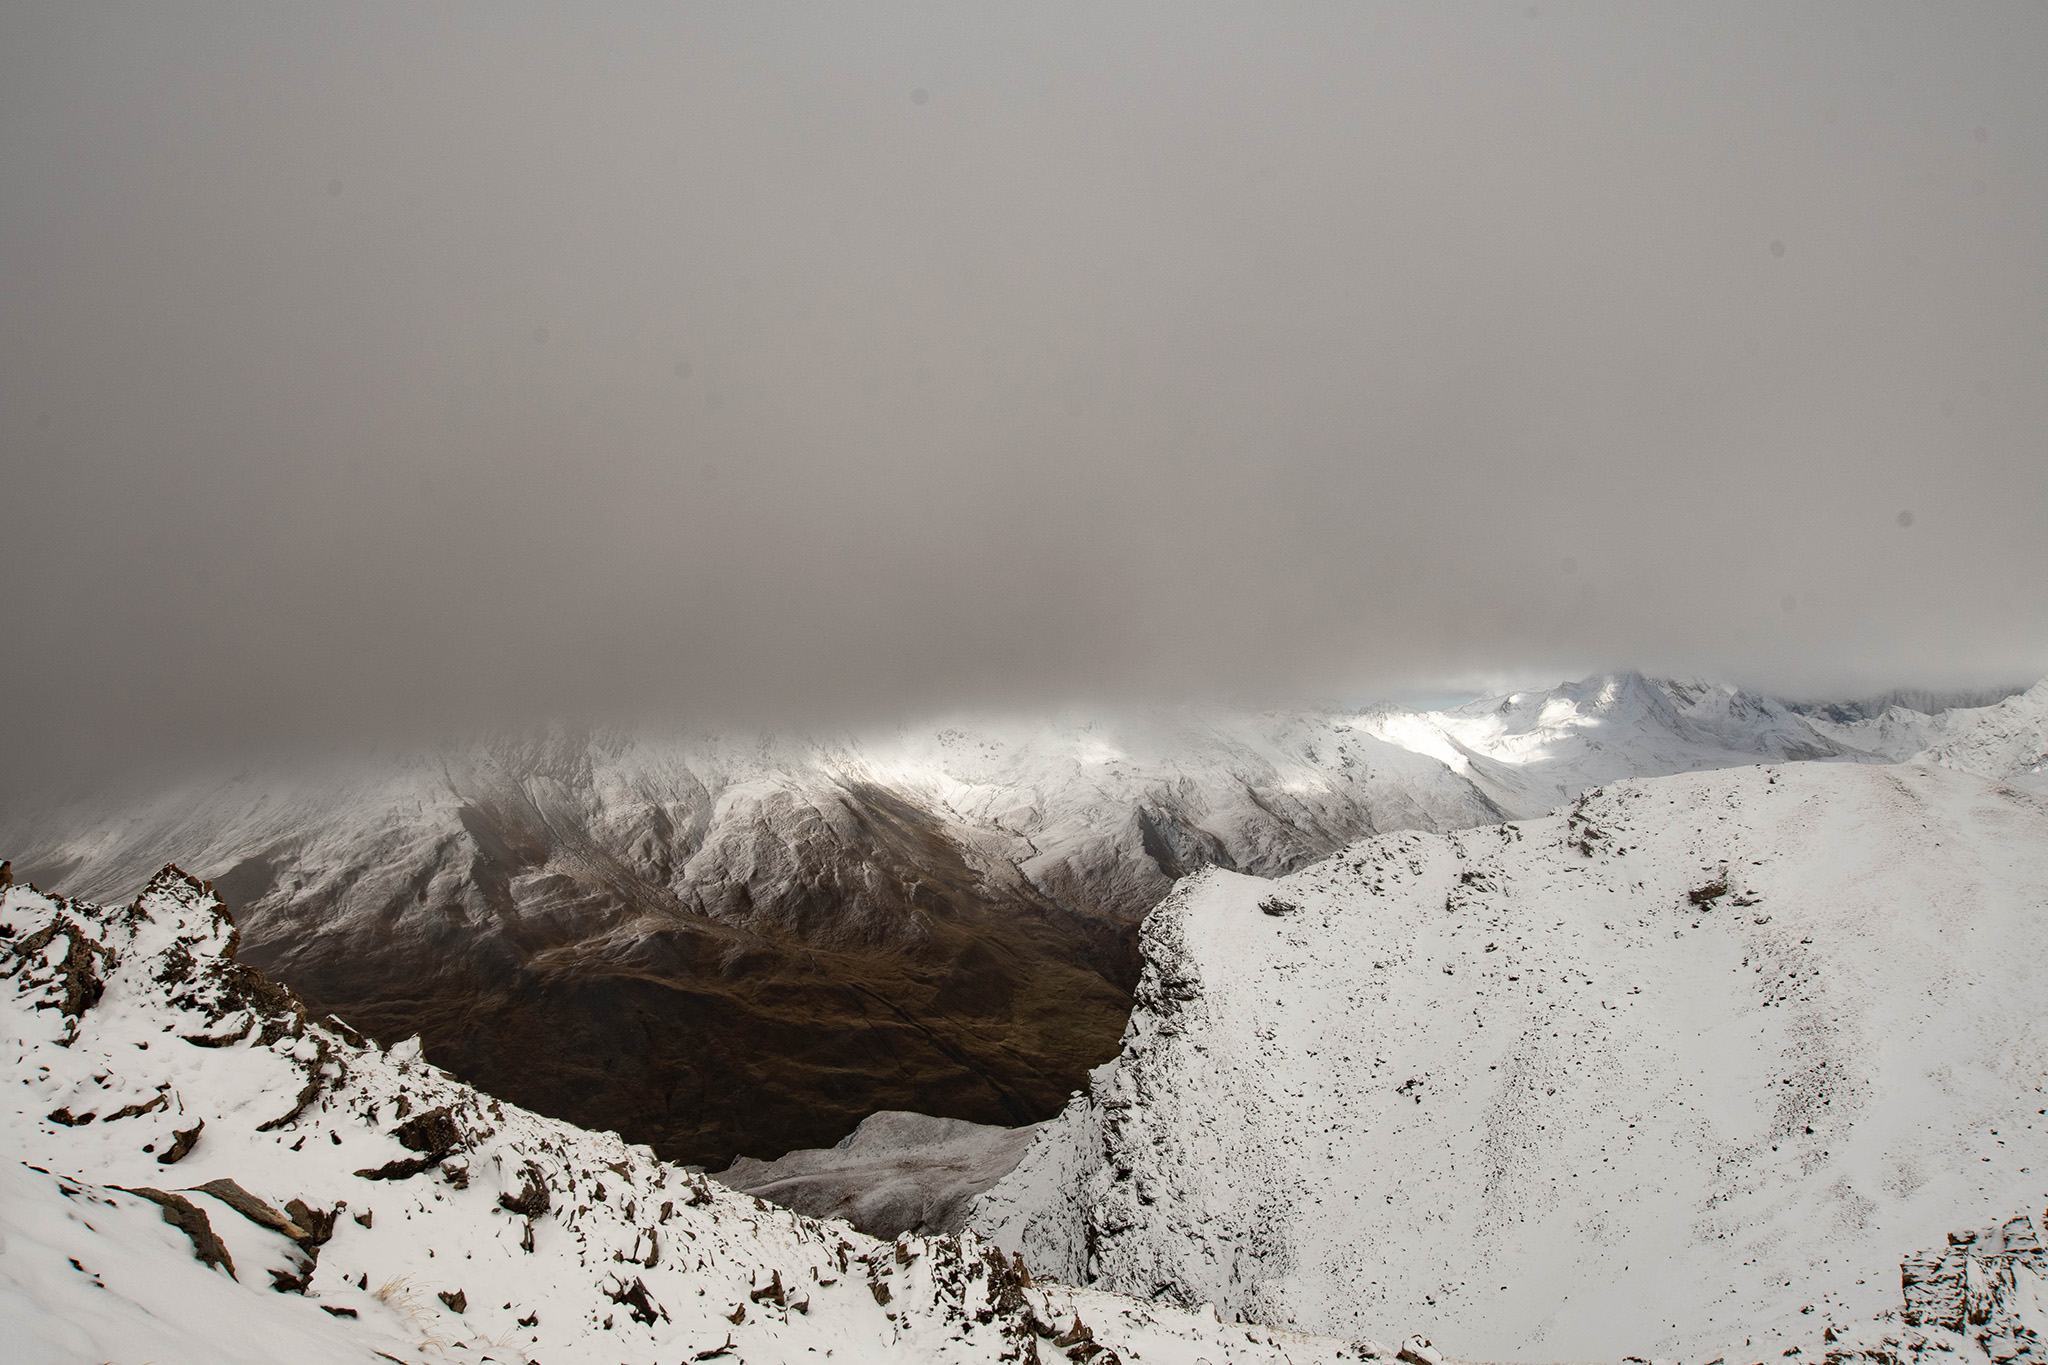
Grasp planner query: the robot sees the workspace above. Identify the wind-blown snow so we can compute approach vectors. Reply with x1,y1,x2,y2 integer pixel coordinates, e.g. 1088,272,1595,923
969,761,2048,1361
0,867,1363,1364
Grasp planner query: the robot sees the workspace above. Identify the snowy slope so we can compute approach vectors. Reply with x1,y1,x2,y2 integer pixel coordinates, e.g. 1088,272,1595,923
969,761,2048,1361
1805,681,2048,794
1359,673,1860,818
0,865,1365,1365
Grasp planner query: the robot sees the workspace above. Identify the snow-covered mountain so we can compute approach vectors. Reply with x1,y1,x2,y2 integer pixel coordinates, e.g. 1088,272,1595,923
0,673,1910,1169
967,760,2048,1361
1359,673,1858,817
1,864,1366,1364
1803,681,2048,794
0,712,1501,1169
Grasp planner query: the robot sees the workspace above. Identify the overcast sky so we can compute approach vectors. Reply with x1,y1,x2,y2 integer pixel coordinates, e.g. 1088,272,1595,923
2,3,2044,777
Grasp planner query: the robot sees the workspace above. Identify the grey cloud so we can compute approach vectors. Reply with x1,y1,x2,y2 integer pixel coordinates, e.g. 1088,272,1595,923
2,2,2044,783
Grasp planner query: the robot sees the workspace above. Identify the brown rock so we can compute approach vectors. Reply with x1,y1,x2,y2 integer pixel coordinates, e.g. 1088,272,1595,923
285,1198,338,1247
497,1162,551,1218
187,1178,307,1240
394,1105,463,1157
158,1119,204,1165
122,1187,236,1279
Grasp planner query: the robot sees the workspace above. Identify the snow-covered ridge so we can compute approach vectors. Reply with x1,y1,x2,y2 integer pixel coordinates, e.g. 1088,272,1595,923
1358,673,1858,817
968,761,2048,1362
1,863,1366,1364
1804,680,2048,794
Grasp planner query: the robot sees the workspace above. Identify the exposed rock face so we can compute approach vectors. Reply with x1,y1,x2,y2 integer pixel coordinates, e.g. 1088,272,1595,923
1787,1215,2048,1365
123,1185,239,1278
1901,1219,2046,1336
715,1110,1041,1238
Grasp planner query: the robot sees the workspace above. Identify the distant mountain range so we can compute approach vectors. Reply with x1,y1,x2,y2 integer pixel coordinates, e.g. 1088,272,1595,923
7,672,2039,1167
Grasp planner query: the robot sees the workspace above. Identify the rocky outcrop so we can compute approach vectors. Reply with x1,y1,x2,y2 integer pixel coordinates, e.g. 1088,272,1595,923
122,1185,238,1278
1899,1219,2048,1344
1790,1216,2048,1365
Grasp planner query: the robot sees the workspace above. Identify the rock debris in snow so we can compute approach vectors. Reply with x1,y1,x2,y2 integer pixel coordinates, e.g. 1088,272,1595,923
2,864,1366,1363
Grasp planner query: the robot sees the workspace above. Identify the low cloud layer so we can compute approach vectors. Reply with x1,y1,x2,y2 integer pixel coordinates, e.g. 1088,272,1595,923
3,3,2044,780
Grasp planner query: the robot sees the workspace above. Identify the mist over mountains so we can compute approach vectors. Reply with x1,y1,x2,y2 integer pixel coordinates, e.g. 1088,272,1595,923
9,677,2048,1364
2,672,1927,1168
6,7,2047,1359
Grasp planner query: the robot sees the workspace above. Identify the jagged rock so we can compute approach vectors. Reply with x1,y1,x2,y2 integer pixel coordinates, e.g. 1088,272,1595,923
158,1118,203,1165
254,1038,330,1132
610,1276,664,1325
1397,1335,1442,1365
353,1103,466,1180
438,1288,467,1314
284,1197,337,1247
122,1186,237,1279
186,1177,308,1241
748,1269,786,1306
1901,1217,2048,1335
105,1093,168,1121
497,1160,552,1217
352,1154,439,1181
393,1104,463,1157
9,914,110,1018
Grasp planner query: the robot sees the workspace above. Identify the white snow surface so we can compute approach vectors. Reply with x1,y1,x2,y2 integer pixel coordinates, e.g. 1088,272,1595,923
969,760,2048,1361
1806,680,2048,794
0,869,1363,1364
1357,673,1857,818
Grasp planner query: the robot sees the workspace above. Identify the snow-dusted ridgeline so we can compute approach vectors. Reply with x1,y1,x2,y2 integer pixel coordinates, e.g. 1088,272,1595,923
1,865,1367,1364
968,761,2048,1362
3,675,1857,1169
1357,672,1860,818
1803,681,2048,794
